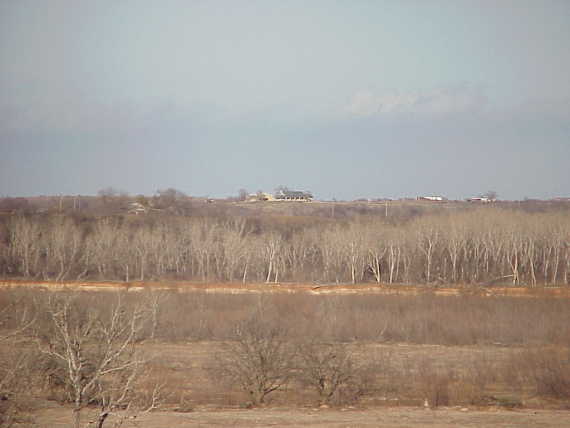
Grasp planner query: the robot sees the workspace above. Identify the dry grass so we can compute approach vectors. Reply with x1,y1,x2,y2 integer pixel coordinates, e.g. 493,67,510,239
2,287,570,427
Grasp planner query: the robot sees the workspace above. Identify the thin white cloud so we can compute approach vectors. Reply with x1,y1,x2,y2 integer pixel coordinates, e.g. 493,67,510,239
347,85,488,116
518,95,570,119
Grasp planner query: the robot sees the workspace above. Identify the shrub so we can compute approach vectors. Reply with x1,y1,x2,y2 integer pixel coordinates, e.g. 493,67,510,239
216,316,295,406
297,342,367,406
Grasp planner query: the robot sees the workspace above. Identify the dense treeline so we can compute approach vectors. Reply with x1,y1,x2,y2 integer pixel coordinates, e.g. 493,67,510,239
0,208,569,285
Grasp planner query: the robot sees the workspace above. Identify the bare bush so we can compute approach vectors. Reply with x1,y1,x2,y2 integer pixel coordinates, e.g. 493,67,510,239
415,357,452,408
216,317,294,406
507,347,570,400
297,342,367,406
0,291,37,428
0,352,34,427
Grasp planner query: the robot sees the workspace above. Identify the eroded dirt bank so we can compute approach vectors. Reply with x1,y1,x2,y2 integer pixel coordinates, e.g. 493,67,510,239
1,279,569,298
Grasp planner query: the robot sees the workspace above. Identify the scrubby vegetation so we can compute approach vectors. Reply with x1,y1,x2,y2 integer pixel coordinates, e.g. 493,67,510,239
1,288,570,427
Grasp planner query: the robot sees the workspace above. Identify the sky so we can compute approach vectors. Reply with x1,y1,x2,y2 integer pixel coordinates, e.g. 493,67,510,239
1,0,569,200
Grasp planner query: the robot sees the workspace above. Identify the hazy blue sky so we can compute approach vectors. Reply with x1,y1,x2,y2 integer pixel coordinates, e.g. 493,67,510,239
1,0,569,200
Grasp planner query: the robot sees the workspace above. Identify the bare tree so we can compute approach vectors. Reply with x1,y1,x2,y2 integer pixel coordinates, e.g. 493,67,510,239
444,218,468,283
342,225,367,284
263,233,283,283
153,188,190,214
415,218,442,284
366,226,388,284
143,289,170,340
37,294,148,428
237,189,248,202
193,219,219,281
319,227,346,283
3,204,570,287
42,217,82,281
297,342,365,405
219,219,251,282
8,216,41,278
217,317,294,406
96,188,129,214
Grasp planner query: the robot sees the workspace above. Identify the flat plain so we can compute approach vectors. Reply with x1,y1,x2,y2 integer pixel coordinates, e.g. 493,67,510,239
3,282,569,427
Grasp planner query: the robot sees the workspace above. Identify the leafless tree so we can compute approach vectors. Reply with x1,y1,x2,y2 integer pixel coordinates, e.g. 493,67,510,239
414,218,442,284
297,342,365,405
192,219,218,281
341,225,366,284
219,219,251,282
444,218,468,284
96,188,129,214
319,227,346,283
217,317,294,406
263,233,283,283
37,294,148,428
2,205,570,286
43,217,82,281
237,189,248,202
8,216,41,278
83,219,122,280
366,226,388,284
143,289,171,340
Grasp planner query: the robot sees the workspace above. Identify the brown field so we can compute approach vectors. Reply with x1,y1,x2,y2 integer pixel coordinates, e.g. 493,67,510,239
2,283,570,427
33,405,570,428
24,339,570,427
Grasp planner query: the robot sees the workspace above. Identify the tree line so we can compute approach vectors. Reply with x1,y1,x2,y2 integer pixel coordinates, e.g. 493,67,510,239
0,208,569,286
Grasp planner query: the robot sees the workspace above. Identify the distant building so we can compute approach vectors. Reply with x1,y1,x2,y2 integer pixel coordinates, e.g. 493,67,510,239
128,202,147,214
246,189,314,202
275,190,313,201
467,197,493,203
417,196,444,202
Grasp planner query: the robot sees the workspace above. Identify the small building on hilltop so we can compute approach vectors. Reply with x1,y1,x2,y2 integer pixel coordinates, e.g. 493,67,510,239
275,190,313,201
127,202,147,214
417,196,445,202
467,197,493,203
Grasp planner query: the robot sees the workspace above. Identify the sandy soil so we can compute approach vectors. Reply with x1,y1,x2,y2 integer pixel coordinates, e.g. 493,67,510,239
2,279,569,298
